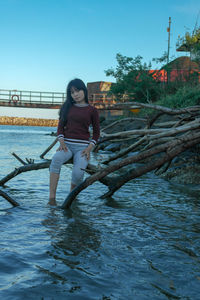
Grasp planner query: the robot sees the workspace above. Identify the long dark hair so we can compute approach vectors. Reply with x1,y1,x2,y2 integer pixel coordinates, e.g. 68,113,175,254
59,78,89,126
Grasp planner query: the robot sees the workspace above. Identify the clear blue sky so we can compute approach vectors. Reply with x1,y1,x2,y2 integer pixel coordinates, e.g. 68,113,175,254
0,0,200,92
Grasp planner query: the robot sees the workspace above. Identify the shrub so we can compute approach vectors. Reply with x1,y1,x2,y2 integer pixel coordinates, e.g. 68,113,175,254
156,85,200,108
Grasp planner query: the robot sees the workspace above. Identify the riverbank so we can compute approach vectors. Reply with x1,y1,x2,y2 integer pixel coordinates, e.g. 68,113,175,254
0,116,58,127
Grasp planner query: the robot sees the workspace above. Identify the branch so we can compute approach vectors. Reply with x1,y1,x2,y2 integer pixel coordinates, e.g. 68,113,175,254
61,130,200,209
11,152,27,165
101,136,200,198
0,161,51,186
0,158,112,188
103,136,147,164
147,111,164,128
101,117,146,132
40,137,58,159
114,102,200,115
0,189,20,207
101,118,200,141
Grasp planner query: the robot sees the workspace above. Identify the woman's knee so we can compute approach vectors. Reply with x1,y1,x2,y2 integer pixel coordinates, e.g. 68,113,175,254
71,167,84,185
49,151,68,173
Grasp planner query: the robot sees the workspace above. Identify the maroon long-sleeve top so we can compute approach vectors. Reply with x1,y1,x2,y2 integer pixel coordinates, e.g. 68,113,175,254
57,104,100,146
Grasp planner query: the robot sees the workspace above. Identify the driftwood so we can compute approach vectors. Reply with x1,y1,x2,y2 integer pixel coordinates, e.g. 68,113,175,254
1,102,200,209
61,103,200,208
103,136,147,164
0,189,20,207
114,101,200,115
40,137,57,159
101,135,200,198
0,156,112,188
101,117,146,132
12,152,27,165
101,119,200,141
0,161,51,186
61,130,200,208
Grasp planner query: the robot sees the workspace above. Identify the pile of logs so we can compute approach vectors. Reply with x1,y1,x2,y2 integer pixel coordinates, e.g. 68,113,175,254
1,102,200,209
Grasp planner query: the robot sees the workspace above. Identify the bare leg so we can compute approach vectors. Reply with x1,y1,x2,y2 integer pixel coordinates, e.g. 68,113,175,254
49,172,59,205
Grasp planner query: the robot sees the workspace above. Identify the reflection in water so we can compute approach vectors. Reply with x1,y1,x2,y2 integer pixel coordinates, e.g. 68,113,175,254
41,207,101,280
1,125,200,299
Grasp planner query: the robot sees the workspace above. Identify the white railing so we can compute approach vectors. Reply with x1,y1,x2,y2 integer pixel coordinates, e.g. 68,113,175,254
0,89,66,105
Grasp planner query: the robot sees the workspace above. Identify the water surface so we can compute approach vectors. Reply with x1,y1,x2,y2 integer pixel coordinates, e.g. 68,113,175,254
0,125,200,299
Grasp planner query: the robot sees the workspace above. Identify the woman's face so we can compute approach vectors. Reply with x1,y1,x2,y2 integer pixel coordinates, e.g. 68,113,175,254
71,87,86,104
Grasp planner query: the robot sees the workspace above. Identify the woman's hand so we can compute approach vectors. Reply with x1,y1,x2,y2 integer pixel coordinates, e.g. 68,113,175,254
57,139,68,152
82,144,94,160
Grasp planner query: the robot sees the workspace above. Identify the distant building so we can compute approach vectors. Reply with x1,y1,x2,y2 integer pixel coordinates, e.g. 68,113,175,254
87,81,113,102
160,56,200,82
87,56,200,104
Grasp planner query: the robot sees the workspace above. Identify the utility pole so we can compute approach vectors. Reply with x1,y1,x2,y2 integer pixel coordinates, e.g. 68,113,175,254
167,17,171,64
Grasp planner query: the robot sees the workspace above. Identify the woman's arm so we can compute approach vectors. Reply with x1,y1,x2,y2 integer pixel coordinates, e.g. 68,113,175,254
56,120,68,152
81,143,94,160
90,107,100,146
81,108,100,160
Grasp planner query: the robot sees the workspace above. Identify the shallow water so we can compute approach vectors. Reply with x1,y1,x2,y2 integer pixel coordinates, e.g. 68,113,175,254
0,125,200,300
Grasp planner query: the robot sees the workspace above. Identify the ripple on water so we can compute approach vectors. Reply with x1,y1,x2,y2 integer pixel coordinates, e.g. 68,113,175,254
0,126,200,299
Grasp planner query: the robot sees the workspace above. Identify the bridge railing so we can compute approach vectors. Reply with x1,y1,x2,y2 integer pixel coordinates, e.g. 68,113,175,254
0,89,66,105
0,89,133,108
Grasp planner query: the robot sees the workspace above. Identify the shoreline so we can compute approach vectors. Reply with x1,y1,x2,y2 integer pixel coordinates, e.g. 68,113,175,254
0,116,58,127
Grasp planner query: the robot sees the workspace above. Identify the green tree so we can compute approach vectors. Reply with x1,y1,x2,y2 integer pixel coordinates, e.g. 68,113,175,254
176,27,200,61
105,53,162,103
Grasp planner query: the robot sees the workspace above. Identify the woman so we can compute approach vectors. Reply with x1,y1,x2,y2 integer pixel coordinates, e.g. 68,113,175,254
49,78,100,206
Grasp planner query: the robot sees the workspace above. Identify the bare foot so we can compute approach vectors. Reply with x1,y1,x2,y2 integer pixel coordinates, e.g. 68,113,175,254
48,199,57,206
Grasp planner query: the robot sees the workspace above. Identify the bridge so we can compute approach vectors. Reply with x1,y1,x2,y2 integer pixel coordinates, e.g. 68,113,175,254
0,88,124,110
